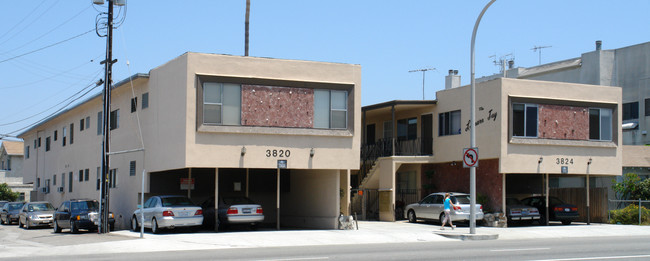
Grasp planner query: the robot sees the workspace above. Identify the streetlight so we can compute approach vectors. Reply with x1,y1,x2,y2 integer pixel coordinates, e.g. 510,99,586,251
409,68,436,100
469,0,495,235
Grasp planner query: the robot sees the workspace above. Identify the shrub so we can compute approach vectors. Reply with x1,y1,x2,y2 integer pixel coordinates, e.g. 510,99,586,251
609,204,650,225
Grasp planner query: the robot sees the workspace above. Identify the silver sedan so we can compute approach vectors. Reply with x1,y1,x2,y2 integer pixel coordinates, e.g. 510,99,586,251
19,202,55,229
404,192,484,224
131,195,203,234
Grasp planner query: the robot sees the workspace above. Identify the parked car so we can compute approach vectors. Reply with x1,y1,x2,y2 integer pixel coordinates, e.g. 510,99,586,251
1,202,25,225
202,196,264,230
404,192,484,224
0,201,8,208
18,201,55,229
506,197,540,224
521,196,579,225
131,195,203,234
53,199,115,233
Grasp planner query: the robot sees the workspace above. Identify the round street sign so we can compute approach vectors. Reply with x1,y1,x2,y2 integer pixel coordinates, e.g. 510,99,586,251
463,147,478,168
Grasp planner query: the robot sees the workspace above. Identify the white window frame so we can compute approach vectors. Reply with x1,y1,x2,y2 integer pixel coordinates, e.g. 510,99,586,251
512,103,538,138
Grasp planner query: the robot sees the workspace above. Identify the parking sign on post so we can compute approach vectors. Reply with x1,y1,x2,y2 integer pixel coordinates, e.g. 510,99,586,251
463,147,478,168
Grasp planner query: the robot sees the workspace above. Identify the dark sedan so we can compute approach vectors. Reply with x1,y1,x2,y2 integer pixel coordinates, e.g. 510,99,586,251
521,196,579,225
1,202,25,225
506,197,540,225
53,199,115,233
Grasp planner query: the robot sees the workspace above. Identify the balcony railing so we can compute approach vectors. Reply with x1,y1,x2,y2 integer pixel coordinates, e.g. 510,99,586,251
358,138,433,187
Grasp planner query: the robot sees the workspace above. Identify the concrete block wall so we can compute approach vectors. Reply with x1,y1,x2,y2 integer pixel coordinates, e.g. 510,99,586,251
241,85,314,128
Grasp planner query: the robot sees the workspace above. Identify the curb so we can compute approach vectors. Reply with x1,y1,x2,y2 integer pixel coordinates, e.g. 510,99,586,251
434,231,499,241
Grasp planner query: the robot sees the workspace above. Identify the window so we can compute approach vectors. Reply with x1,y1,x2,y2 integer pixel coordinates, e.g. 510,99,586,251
62,127,67,146
439,110,461,136
79,170,83,182
110,109,120,130
37,178,40,187
54,130,58,141
131,97,137,113
6,158,10,170
84,169,89,181
512,103,538,137
108,169,117,188
589,108,612,141
383,121,393,139
142,92,149,109
70,123,74,144
34,139,37,148
96,167,100,190
26,146,29,159
45,137,51,151
97,112,103,135
397,117,417,140
38,137,41,147
61,173,65,190
86,116,90,130
53,174,57,186
623,102,639,120
314,89,348,129
80,118,85,131
68,172,73,192
202,82,241,125
129,161,136,176
645,98,650,116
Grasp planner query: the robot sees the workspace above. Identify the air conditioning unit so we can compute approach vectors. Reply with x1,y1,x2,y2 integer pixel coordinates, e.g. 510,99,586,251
41,187,50,194
57,187,64,193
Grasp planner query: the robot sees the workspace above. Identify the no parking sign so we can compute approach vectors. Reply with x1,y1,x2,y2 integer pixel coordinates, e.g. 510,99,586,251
463,147,478,168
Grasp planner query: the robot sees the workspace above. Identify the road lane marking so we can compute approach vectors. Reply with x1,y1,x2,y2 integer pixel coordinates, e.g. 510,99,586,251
491,248,550,252
530,254,650,261
261,258,329,261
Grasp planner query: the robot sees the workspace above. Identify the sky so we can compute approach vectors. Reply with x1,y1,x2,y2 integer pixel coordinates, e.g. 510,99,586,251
0,0,649,141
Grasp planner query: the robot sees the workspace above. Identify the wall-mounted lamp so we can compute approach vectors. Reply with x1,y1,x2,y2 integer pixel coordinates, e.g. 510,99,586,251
241,147,246,156
588,158,592,165
310,148,315,158
538,157,543,164
450,162,457,166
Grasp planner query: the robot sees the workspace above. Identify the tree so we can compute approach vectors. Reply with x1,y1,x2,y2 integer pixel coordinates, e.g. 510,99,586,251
612,173,650,200
0,183,19,201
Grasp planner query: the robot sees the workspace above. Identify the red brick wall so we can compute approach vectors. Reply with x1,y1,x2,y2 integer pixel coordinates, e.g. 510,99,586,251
241,85,314,127
538,105,589,140
421,159,503,212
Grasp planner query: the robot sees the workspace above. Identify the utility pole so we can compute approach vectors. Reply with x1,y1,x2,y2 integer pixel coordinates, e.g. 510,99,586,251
245,0,250,56
408,68,436,100
95,0,119,234
531,45,551,65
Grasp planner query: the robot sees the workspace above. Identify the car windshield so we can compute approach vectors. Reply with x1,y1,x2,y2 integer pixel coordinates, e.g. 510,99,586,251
223,197,255,205
451,195,470,204
8,203,23,211
28,203,54,212
71,201,99,211
161,197,194,207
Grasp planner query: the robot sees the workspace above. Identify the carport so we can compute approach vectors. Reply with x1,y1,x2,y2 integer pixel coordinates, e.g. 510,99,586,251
148,167,344,230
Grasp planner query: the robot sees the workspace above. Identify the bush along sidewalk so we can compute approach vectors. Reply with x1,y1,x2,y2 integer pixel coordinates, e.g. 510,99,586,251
609,204,650,225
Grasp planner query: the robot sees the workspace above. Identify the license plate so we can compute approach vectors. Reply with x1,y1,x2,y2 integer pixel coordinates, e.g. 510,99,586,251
178,211,190,217
564,208,571,212
243,208,251,214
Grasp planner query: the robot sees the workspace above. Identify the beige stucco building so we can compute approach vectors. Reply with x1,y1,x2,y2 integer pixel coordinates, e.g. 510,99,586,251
357,77,622,223
19,53,361,230
0,140,31,202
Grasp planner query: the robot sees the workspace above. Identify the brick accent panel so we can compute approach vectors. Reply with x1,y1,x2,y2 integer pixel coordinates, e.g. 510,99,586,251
241,85,314,127
538,105,589,140
421,159,503,212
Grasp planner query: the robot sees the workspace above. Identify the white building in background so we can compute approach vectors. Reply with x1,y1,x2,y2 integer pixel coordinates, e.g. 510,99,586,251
0,140,30,202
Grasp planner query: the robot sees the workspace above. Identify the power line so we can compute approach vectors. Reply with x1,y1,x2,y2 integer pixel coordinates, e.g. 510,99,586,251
0,4,92,55
0,0,61,46
0,29,94,64
0,0,47,42
0,56,102,90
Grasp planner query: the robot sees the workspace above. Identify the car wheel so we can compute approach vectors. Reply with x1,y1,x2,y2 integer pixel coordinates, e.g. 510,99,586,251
71,221,79,234
538,215,547,225
131,216,139,232
25,219,30,229
0,217,4,225
53,220,61,233
562,220,572,225
439,213,446,225
151,218,160,234
407,210,417,223
18,219,23,228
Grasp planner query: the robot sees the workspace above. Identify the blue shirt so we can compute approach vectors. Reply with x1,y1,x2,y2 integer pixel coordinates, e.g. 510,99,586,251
444,197,451,210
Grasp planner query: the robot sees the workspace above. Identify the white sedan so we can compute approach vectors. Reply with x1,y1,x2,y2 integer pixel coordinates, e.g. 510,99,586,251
131,195,203,234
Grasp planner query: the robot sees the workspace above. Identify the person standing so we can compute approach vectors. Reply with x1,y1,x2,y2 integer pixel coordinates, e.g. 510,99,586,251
441,193,456,230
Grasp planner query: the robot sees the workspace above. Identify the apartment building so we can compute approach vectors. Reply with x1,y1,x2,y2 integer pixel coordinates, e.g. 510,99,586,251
19,53,361,229
0,141,30,202
357,77,621,223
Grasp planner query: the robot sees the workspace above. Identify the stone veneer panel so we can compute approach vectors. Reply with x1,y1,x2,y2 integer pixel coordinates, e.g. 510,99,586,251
538,105,589,140
241,85,314,128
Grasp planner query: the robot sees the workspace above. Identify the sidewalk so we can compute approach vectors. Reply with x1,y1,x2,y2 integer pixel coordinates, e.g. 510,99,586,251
3,221,650,258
